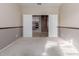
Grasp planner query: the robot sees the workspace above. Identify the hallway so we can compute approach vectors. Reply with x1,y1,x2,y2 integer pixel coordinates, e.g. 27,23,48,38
0,3,79,57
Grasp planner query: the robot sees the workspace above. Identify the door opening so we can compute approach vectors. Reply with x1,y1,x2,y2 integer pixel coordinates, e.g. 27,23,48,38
32,15,48,37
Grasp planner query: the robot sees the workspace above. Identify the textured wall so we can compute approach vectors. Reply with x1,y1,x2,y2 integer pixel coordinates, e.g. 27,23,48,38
0,28,22,49
0,3,22,49
59,28,79,51
59,3,79,51
21,3,61,15
0,3,22,27
59,3,79,27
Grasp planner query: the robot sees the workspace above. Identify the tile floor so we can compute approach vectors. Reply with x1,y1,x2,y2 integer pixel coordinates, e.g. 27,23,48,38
0,37,79,56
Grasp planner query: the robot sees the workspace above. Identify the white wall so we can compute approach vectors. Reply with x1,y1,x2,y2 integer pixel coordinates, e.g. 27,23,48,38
59,4,79,27
59,3,79,51
0,3,22,49
0,3,22,27
21,3,61,15
21,3,60,37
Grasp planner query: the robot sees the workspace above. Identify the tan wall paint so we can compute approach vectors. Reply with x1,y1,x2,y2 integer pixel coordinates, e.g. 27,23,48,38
59,3,79,27
21,3,61,15
59,4,79,51
0,3,22,27
0,3,22,49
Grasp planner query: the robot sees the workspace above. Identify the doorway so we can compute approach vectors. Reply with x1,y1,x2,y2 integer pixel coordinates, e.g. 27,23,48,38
32,15,48,37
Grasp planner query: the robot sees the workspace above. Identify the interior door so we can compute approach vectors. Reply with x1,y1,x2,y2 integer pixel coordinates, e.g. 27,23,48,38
48,15,58,37
23,15,32,37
